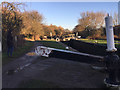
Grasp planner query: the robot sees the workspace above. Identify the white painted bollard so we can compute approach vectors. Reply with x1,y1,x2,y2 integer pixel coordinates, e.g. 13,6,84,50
105,15,117,52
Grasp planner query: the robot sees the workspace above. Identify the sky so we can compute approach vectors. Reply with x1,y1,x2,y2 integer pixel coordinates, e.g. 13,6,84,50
22,2,118,30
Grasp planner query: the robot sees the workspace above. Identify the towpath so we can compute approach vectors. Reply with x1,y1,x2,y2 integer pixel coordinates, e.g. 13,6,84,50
2,41,106,88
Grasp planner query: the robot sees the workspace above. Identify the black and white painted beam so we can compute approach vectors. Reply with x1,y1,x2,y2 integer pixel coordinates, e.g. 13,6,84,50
35,46,104,64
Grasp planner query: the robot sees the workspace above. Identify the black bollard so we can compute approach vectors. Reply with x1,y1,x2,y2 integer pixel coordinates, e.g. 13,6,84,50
104,51,120,86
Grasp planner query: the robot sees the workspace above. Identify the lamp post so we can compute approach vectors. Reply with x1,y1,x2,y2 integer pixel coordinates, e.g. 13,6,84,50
104,14,120,87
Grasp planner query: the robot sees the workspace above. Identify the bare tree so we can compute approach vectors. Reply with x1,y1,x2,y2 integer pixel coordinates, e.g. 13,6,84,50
2,2,25,51
73,25,85,33
78,11,106,29
113,12,118,26
21,10,44,39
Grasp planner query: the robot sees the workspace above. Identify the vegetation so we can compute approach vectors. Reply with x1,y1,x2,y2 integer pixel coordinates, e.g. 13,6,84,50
72,11,120,39
113,12,118,26
73,11,106,38
21,10,44,40
2,2,24,51
2,2,71,52
1,2,72,66
80,39,120,48
37,40,66,50
2,41,34,65
80,39,118,44
78,11,105,29
2,2,120,64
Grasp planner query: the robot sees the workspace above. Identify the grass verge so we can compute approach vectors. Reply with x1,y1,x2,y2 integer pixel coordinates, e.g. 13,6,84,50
80,39,120,49
2,41,34,65
36,40,77,52
36,40,66,50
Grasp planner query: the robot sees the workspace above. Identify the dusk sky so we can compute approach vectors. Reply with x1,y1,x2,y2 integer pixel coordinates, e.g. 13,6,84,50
25,2,118,30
